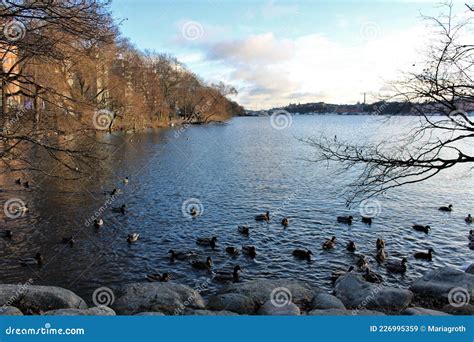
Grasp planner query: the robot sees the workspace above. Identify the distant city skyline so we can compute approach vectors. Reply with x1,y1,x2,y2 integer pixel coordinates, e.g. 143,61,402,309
111,1,467,109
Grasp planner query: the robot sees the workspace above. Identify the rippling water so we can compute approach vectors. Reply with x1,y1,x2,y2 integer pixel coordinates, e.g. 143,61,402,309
0,115,473,305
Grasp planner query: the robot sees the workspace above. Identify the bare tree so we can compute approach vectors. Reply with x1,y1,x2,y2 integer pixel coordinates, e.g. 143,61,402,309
305,2,473,203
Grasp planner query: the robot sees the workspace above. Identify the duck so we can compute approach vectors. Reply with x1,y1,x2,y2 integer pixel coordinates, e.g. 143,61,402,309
94,218,104,228
191,257,213,270
292,249,313,261
346,241,357,252
225,247,239,256
337,216,353,224
237,226,250,236
242,245,257,258
168,250,197,261
413,224,431,233
196,237,217,249
281,218,289,227
110,188,119,196
123,177,129,184
331,266,355,283
465,214,473,224
386,257,408,274
61,237,75,247
127,233,139,243
356,255,369,271
190,207,198,217
255,211,270,222
363,268,383,284
19,253,43,266
469,230,474,241
439,204,453,212
112,204,126,214
22,181,29,188
15,178,21,185
0,230,13,238
376,238,385,250
375,248,386,263
13,204,28,215
213,265,242,283
146,272,169,282
361,216,372,225
322,236,337,250
414,248,434,261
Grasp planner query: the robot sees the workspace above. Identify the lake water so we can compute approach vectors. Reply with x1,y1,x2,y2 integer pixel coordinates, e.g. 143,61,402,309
0,115,473,305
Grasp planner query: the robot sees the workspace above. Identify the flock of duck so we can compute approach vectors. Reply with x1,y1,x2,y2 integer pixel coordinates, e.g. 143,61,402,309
2,176,474,288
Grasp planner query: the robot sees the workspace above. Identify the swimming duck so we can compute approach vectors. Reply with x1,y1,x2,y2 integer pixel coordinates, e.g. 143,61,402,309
146,272,169,282
0,230,13,238
376,238,385,250
414,248,434,261
61,237,75,247
196,237,217,249
15,178,21,185
123,177,129,184
469,230,474,241
363,268,383,284
168,250,197,261
361,216,372,225
213,265,242,283
337,216,353,224
322,236,337,250
112,204,126,214
225,247,239,256
465,214,473,224
292,249,313,261
238,226,250,236
356,255,369,271
346,241,357,252
439,204,453,212
375,248,386,263
94,218,104,228
331,266,355,283
19,253,43,266
191,257,213,270
281,218,289,227
255,211,270,222
386,257,408,274
110,189,118,196
242,245,257,258
413,224,431,233
127,233,139,243
12,204,28,215
22,181,29,188
190,207,198,217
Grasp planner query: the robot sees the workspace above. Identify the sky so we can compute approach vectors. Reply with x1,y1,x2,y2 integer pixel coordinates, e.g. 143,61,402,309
110,0,469,109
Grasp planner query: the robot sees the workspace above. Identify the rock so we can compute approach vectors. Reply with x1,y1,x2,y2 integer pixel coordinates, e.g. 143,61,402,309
257,300,301,316
311,293,346,310
334,273,413,311
440,304,474,316
207,293,255,315
0,306,23,315
465,264,474,274
43,306,116,316
112,282,205,315
218,279,318,308
0,285,87,312
134,312,165,316
183,309,238,316
403,307,450,316
309,309,385,316
410,267,474,306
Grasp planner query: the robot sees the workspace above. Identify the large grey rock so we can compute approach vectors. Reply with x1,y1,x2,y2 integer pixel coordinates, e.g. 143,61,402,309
207,293,255,315
334,273,413,311
309,309,385,316
410,267,474,306
465,264,474,274
112,282,205,315
183,309,238,316
0,306,23,315
134,312,165,316
257,300,301,316
441,304,474,316
403,307,450,316
311,293,346,310
43,307,115,316
0,285,87,312
218,279,318,308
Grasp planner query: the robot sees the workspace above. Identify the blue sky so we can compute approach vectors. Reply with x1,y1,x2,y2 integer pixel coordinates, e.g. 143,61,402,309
110,1,467,109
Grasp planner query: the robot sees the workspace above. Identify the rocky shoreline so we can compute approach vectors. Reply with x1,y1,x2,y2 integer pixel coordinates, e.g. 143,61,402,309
0,266,472,316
